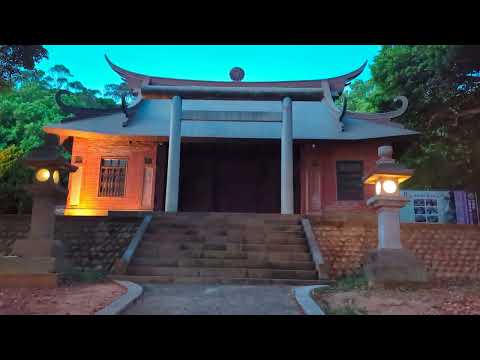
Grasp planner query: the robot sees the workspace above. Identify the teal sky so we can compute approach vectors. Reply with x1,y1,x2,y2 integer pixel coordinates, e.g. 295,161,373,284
38,45,381,93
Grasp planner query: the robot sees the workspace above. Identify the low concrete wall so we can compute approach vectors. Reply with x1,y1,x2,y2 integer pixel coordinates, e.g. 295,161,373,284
310,215,480,281
0,215,141,273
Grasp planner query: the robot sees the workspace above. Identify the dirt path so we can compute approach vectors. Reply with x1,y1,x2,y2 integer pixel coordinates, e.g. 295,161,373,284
0,281,126,315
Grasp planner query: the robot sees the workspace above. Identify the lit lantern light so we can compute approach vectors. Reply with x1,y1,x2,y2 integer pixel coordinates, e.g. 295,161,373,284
53,170,60,184
382,179,397,194
364,146,413,198
35,168,51,182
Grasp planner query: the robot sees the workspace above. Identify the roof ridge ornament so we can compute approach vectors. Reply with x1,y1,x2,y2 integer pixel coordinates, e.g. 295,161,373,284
346,96,409,122
230,67,245,82
320,79,409,130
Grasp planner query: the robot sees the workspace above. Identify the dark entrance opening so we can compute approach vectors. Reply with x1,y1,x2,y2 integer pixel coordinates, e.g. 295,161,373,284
154,140,300,213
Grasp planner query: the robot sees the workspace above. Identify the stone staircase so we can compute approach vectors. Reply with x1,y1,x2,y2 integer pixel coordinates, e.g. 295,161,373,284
111,212,330,285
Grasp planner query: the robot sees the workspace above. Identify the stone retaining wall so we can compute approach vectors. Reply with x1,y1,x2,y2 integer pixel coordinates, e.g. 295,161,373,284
0,216,30,256
310,216,480,281
0,215,141,272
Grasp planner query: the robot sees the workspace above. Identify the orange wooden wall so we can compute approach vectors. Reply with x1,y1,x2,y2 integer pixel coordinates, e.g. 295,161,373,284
65,137,158,215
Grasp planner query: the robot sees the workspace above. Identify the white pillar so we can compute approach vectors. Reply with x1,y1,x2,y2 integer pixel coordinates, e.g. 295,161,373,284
165,96,182,212
281,97,294,214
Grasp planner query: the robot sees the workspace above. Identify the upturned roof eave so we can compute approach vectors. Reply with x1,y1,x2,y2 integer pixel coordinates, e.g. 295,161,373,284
105,55,367,95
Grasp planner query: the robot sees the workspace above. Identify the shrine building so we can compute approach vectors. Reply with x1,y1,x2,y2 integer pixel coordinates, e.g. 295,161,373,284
44,56,418,216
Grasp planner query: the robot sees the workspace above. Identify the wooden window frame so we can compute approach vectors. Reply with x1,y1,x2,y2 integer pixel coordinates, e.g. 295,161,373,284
98,157,128,198
336,160,364,201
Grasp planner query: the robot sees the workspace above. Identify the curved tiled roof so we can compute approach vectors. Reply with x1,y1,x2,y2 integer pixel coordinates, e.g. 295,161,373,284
45,98,418,141
105,55,367,96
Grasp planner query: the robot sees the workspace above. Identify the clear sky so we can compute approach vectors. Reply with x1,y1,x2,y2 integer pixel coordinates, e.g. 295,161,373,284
38,45,381,93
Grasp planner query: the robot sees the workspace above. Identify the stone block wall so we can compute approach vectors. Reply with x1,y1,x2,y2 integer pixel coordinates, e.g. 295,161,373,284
0,216,30,256
0,215,141,272
310,215,480,281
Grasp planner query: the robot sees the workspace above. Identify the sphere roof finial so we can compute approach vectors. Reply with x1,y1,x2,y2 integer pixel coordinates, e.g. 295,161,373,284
229,67,245,82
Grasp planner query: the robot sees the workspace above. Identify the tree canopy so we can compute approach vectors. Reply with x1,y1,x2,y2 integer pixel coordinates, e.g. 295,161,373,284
0,63,118,213
345,45,480,193
0,45,48,90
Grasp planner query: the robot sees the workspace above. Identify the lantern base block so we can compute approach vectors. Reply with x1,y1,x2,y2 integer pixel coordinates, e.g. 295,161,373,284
12,239,71,273
0,272,58,288
363,249,429,287
0,256,61,288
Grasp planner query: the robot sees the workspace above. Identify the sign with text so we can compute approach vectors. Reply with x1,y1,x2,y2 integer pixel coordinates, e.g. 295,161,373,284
400,190,479,225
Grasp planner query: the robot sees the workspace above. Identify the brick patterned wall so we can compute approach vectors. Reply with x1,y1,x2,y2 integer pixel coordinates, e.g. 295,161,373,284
310,215,480,281
0,215,141,272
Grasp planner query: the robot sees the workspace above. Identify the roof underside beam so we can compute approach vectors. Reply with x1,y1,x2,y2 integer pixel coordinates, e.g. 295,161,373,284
183,110,282,122
141,85,324,101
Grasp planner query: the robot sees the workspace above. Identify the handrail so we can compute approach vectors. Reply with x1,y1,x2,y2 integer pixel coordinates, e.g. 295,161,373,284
301,217,328,279
111,214,152,275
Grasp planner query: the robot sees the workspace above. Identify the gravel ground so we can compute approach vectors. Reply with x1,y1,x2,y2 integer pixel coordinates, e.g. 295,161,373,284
313,281,480,315
0,281,126,315
123,284,303,315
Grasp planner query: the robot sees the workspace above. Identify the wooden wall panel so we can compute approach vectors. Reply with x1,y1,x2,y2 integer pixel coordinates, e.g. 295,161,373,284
66,137,157,214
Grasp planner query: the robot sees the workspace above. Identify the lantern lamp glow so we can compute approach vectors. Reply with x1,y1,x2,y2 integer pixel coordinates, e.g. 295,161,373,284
363,144,413,197
53,170,60,184
35,168,51,182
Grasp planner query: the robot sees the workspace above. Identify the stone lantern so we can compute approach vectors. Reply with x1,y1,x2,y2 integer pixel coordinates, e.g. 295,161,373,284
6,134,77,287
362,145,428,286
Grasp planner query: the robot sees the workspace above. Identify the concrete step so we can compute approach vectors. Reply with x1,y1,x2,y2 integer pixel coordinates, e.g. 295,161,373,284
127,265,318,280
138,241,309,254
109,274,330,286
147,225,303,235
142,233,306,245
134,248,312,261
130,257,315,270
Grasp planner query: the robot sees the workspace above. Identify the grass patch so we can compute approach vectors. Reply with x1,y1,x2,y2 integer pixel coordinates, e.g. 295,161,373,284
326,305,368,315
62,269,107,284
332,274,368,291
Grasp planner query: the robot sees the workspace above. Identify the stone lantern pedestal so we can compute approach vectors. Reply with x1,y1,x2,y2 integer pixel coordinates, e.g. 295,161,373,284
0,134,76,288
363,195,428,287
363,145,428,287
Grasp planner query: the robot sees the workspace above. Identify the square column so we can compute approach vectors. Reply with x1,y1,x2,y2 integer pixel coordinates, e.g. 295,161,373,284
165,96,182,212
281,97,294,214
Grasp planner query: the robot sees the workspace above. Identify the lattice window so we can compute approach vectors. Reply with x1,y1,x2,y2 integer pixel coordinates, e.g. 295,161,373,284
98,158,127,197
336,161,364,201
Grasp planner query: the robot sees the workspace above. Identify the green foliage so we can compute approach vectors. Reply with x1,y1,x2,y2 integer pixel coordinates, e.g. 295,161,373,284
326,305,367,315
347,45,480,193
332,274,368,291
343,79,378,113
62,269,107,283
0,45,48,89
0,64,118,213
0,145,33,214
103,81,135,103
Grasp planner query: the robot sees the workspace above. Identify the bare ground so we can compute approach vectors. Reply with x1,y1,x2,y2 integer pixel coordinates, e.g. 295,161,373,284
313,281,480,315
0,280,126,315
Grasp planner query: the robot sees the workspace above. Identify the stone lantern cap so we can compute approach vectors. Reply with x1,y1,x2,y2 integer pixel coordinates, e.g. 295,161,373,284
22,134,77,172
363,145,413,184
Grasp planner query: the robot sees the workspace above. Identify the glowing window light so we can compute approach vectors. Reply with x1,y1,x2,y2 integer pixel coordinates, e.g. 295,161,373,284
35,168,50,182
375,181,382,195
382,180,398,194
